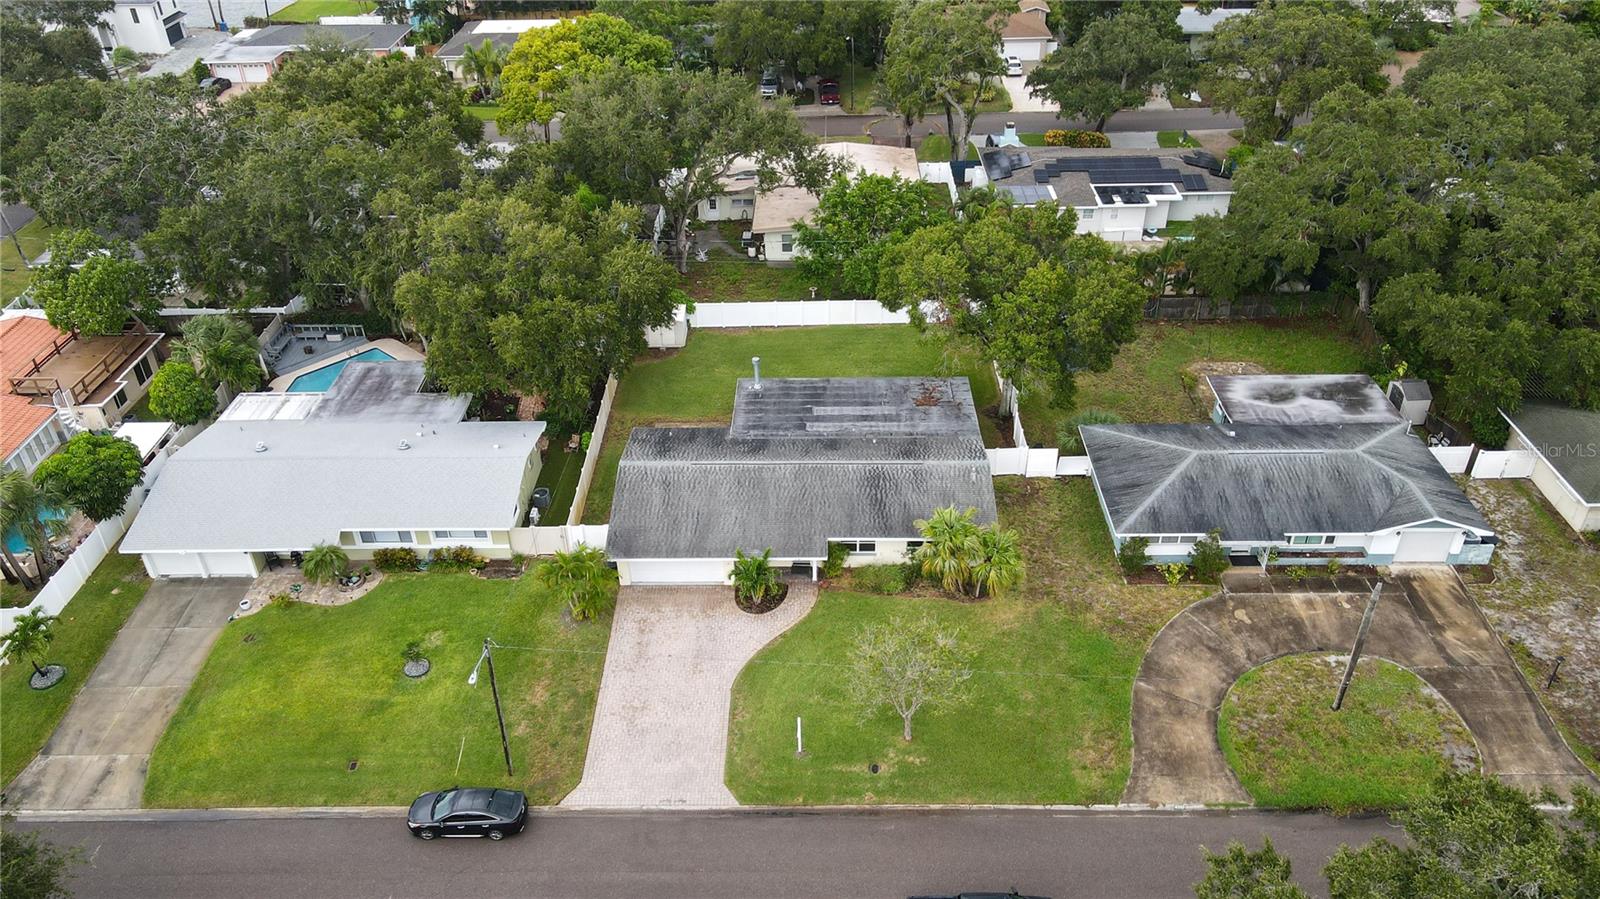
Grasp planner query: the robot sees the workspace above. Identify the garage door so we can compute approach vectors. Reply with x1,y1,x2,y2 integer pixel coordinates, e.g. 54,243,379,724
1393,529,1459,563
622,559,730,585
142,552,258,578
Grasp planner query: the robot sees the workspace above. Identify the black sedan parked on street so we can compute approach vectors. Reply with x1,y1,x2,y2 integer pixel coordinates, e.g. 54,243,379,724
407,787,528,840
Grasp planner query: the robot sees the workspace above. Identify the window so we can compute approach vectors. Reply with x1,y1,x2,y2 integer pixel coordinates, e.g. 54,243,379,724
112,389,128,410
780,233,794,253
1080,208,1095,220
905,540,925,552
130,7,139,22
133,357,154,385
835,540,876,555
433,530,488,540
707,197,718,210
1179,535,1199,544
358,530,412,544
1288,535,1334,545
733,197,755,208
1154,535,1180,544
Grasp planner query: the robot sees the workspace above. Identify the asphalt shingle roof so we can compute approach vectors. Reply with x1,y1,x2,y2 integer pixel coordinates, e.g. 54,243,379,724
730,377,980,439
1505,402,1600,502
1210,374,1402,425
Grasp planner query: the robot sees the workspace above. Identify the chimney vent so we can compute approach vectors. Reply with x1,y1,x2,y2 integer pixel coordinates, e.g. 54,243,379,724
752,356,762,390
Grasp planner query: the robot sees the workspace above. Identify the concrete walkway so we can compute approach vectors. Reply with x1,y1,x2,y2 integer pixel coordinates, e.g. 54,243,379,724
563,583,817,808
1123,566,1597,806
5,579,247,810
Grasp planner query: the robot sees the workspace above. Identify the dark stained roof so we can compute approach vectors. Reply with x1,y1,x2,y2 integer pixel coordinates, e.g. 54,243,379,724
606,426,997,559
1504,403,1600,502
1081,423,1492,539
730,377,981,439
306,361,468,424
980,147,1233,208
1209,374,1402,425
236,23,411,50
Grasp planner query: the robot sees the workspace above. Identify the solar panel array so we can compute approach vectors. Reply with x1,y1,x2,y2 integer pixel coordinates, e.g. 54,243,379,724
1000,184,1054,205
1030,157,1187,186
1181,173,1209,191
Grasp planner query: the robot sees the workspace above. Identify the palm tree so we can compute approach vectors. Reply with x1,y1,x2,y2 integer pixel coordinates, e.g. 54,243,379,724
460,39,509,98
1,470,60,584
301,543,349,583
4,609,59,682
536,545,616,621
971,527,1024,598
174,315,263,395
912,506,982,594
731,548,779,603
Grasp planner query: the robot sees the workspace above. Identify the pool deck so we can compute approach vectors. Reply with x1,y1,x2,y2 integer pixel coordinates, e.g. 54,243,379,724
265,338,423,393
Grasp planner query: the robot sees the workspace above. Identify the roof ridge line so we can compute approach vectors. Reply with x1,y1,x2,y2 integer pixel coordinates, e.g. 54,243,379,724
1114,451,1199,532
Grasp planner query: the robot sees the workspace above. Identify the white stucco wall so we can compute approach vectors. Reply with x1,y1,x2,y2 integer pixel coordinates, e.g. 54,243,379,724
1509,429,1600,532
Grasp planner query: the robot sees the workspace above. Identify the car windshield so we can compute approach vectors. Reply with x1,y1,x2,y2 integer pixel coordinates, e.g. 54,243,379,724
431,789,458,818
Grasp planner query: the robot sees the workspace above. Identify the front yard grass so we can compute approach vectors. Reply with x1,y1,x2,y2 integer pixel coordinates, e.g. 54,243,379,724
2,552,150,788
1,217,57,304
1018,319,1374,444
269,0,374,22
1219,655,1478,813
581,326,1002,523
726,477,1208,804
465,103,501,122
143,571,609,808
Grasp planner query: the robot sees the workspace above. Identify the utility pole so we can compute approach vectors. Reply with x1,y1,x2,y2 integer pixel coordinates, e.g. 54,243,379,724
1333,582,1383,711
470,638,514,778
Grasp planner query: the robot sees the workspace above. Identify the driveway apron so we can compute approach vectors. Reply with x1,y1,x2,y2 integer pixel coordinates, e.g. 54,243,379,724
1123,565,1597,806
5,579,247,810
563,583,817,808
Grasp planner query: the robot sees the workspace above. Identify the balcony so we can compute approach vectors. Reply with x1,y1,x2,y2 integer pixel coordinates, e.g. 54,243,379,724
8,326,161,407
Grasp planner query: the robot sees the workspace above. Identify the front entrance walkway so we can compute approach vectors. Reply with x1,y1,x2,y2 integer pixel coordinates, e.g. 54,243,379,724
562,583,817,808
1123,566,1597,807
5,579,247,810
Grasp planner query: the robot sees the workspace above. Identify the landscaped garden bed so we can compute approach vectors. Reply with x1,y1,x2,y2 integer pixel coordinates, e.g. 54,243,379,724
143,571,610,808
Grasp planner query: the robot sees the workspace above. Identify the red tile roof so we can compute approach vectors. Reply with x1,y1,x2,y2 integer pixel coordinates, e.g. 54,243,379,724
0,315,69,394
1,393,56,462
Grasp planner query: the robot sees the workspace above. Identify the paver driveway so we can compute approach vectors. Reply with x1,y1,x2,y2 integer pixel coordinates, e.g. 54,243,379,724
563,583,817,808
1124,566,1597,807
5,579,246,810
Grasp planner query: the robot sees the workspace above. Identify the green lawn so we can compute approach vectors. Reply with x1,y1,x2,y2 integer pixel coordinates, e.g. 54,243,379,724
726,477,1209,804
143,572,610,807
1156,220,1196,239
2,552,150,788
1019,319,1374,446
1219,655,1477,813
1,218,57,304
1157,130,1201,149
533,439,584,526
270,0,374,22
683,258,825,302
581,326,1003,523
465,103,501,122
917,134,951,163
840,66,878,114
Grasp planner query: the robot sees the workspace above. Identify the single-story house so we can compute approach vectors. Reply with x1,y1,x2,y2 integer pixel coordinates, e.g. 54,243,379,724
92,0,186,55
999,0,1057,61
696,155,762,225
1176,6,1251,56
1,394,66,475
1081,422,1496,566
747,142,920,262
606,375,998,585
971,146,1234,241
203,23,411,84
1,311,165,433
1501,404,1600,533
433,19,561,81
1209,374,1403,426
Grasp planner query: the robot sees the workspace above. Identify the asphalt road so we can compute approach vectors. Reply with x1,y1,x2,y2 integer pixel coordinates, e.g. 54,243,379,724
18,808,1396,899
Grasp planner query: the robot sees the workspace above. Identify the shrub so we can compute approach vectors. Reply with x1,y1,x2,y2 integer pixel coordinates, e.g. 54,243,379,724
427,545,486,572
1283,565,1312,581
1117,537,1151,577
301,543,349,583
732,548,780,603
536,546,616,622
372,547,419,572
402,641,425,663
1043,129,1110,148
1326,558,1343,576
267,591,295,608
1057,409,1123,454
822,542,850,578
1189,530,1230,584
853,564,910,595
148,359,216,426
1158,562,1189,587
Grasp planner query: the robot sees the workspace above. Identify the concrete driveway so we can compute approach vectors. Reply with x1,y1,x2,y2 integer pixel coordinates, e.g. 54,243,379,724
4,579,247,810
999,70,1057,114
1124,566,1597,806
562,583,817,808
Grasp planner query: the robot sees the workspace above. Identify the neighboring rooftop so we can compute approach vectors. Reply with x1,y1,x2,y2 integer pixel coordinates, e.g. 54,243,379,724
121,418,545,553
1177,6,1252,35
1081,422,1492,539
1209,374,1403,426
204,23,411,64
730,377,980,439
435,18,561,59
1503,403,1600,502
750,142,919,233
1,394,56,463
1,312,159,406
979,147,1232,207
1001,0,1053,40
306,361,468,423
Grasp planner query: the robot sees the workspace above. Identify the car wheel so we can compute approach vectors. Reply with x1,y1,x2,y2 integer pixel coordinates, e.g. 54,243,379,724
417,828,437,840
487,830,504,841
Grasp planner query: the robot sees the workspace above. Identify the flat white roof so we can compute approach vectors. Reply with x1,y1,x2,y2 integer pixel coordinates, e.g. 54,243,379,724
113,421,177,459
219,392,323,421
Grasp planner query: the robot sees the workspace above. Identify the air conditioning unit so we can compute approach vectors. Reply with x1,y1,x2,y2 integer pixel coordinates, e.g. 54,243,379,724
1387,379,1432,426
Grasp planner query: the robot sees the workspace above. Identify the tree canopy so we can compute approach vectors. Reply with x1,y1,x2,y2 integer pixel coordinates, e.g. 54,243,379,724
711,0,890,81
147,360,217,427
499,13,672,140
882,0,1011,162
33,433,144,523
794,173,951,300
31,229,162,335
595,0,718,68
1026,1,1190,132
0,2,111,85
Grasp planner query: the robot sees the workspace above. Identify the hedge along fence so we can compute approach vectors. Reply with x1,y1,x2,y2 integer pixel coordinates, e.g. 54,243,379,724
1043,129,1111,148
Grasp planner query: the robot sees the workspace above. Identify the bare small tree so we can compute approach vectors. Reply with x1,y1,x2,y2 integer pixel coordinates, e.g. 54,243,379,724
846,614,973,742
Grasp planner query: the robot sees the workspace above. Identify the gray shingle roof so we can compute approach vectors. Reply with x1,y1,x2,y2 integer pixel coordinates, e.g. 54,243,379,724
1209,374,1402,425
1081,423,1492,539
1504,402,1600,502
730,377,981,439
122,419,544,553
606,427,996,559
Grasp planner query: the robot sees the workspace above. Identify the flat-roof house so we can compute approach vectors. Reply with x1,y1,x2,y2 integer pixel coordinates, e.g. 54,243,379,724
973,146,1234,241
203,23,412,84
607,376,998,585
1081,422,1495,566
92,0,186,55
434,19,561,81
1,311,165,435
1000,0,1057,61
1502,403,1600,533
1209,374,1404,426
746,142,920,263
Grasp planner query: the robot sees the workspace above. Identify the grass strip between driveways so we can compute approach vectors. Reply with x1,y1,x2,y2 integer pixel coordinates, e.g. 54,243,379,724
1,551,150,788
1218,654,1479,813
143,572,609,808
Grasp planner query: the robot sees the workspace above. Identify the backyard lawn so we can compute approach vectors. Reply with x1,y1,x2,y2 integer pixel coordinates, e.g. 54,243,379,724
270,0,374,21
683,258,826,302
580,326,1003,523
1018,319,1375,445
2,552,150,788
143,571,610,807
1218,655,1477,813
727,476,1208,804
465,103,501,122
533,439,584,526
1,217,56,304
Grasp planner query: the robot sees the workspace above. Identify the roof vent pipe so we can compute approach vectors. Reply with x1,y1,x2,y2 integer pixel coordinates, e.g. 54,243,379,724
397,439,411,451
752,356,762,390
254,441,267,453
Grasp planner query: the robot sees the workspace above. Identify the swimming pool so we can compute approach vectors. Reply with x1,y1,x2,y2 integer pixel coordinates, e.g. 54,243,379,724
286,348,397,393
4,507,66,554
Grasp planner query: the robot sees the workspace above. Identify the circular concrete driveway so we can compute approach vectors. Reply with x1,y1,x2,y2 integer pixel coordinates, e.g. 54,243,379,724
1123,566,1597,807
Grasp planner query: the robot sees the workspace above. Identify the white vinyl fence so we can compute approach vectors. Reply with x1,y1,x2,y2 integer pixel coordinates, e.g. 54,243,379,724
1430,445,1475,475
566,375,619,527
510,524,609,556
688,300,910,329
1471,449,1537,480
